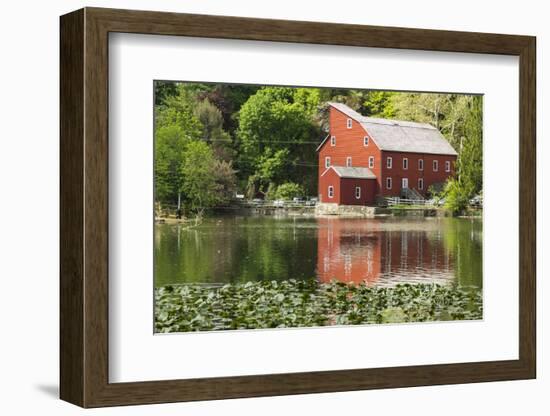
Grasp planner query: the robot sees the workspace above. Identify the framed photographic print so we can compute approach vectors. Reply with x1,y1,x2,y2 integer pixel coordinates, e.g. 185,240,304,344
60,7,536,408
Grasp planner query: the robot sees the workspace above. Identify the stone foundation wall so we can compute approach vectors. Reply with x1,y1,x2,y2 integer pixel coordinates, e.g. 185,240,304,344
315,203,377,218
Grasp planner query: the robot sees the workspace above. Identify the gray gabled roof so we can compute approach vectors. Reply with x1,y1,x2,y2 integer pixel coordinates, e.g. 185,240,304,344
322,166,377,179
327,102,458,156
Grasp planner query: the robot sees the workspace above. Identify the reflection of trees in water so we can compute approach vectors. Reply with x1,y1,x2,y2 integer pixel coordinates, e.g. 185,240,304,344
155,217,319,286
155,216,482,289
440,218,483,288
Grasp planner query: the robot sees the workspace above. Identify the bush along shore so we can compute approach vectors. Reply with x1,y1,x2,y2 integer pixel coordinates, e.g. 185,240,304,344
155,280,482,333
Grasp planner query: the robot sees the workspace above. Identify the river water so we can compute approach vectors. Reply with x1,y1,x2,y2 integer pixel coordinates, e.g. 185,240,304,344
155,215,482,289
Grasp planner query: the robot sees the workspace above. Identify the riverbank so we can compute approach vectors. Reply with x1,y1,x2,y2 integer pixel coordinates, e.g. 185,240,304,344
155,280,482,333
156,202,481,222
387,205,452,217
156,216,206,225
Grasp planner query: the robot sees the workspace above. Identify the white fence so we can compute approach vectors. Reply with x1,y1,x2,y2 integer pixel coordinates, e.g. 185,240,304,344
386,197,431,206
240,200,317,208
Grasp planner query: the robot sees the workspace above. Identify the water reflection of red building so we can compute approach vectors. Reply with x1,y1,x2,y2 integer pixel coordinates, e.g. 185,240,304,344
316,217,454,286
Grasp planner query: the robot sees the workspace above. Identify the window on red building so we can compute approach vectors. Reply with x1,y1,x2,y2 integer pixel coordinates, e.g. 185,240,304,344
433,160,439,172
325,157,331,168
346,156,352,167
403,157,408,170
369,156,374,168
328,186,334,198
418,159,424,171
355,186,361,199
387,157,392,169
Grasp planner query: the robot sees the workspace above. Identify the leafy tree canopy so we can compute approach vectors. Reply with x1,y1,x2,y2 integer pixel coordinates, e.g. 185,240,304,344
274,182,305,201
237,87,319,159
180,141,237,213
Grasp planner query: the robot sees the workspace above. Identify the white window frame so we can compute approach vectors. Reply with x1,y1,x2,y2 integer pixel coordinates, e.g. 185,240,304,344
355,186,361,199
403,157,408,170
402,177,409,189
328,185,334,199
346,118,352,129
445,160,451,172
363,136,369,146
433,160,439,172
418,178,424,190
330,135,336,146
386,177,392,189
418,159,424,171
346,156,352,167
387,156,392,169
368,156,374,168
325,156,331,168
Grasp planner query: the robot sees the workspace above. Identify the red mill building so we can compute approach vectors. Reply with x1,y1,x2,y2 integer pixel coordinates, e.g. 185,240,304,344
317,102,458,205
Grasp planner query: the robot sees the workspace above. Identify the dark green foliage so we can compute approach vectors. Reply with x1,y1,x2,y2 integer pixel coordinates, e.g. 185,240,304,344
154,80,178,106
197,84,260,131
155,281,483,332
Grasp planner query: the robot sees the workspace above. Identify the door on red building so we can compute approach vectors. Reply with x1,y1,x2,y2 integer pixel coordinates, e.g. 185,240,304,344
402,178,408,190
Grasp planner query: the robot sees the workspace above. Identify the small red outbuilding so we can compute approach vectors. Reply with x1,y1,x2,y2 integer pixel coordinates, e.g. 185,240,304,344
319,166,377,206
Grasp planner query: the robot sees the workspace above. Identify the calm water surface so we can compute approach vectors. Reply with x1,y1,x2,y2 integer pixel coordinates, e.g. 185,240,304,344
154,215,482,289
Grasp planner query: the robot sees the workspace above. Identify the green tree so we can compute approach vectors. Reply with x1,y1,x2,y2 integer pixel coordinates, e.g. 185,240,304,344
194,99,235,161
180,141,219,212
237,87,320,192
237,87,319,158
257,149,291,184
154,125,189,204
245,149,291,198
155,102,203,140
211,159,238,205
443,96,483,213
389,93,476,149
361,91,396,118
274,182,305,201
180,141,237,212
458,95,483,194
194,99,224,143
210,128,235,162
154,86,203,206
